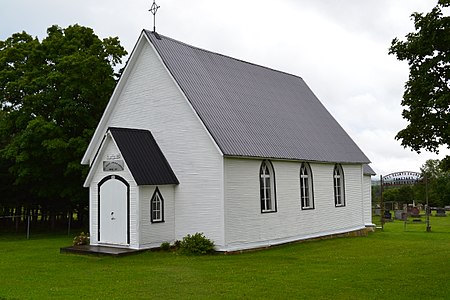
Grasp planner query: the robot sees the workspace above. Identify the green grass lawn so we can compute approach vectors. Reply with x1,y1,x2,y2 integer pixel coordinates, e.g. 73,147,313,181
1,217,450,300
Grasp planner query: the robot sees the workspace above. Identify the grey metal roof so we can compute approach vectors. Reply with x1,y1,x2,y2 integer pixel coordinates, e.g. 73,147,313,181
363,164,376,176
109,127,179,185
145,30,370,164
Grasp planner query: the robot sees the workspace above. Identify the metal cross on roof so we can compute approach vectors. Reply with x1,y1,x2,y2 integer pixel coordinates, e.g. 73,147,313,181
149,0,160,33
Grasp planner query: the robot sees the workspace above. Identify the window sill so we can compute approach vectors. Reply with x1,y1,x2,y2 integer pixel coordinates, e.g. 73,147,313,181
261,210,277,214
301,207,315,210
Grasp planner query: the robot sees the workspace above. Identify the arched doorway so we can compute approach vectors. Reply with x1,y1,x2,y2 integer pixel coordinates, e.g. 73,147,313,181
98,175,130,245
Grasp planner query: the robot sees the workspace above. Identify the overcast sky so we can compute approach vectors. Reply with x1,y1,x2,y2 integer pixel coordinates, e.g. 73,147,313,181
1,0,448,176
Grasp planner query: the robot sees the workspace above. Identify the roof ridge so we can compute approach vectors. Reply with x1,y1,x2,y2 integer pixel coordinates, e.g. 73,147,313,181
109,127,144,132
141,29,370,164
143,29,304,81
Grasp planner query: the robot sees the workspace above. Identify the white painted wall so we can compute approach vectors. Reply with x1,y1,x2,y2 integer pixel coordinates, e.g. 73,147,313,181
223,158,366,251
139,185,175,248
363,175,373,226
100,40,225,247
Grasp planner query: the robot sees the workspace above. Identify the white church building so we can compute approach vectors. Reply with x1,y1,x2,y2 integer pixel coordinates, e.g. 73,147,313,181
81,30,375,252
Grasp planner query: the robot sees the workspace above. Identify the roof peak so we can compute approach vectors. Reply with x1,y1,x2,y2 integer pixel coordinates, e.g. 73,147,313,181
143,29,304,81
141,29,370,164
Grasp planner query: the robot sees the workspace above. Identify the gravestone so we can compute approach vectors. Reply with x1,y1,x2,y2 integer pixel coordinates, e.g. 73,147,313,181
407,206,413,214
395,210,404,220
402,212,408,220
384,210,392,221
410,207,420,218
436,208,447,217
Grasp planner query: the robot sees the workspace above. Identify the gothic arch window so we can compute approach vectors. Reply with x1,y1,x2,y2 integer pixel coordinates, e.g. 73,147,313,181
333,164,345,207
260,160,277,213
151,187,164,223
300,163,314,209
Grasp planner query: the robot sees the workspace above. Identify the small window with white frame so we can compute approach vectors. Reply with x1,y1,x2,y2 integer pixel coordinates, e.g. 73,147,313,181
333,164,345,207
300,162,314,209
151,187,164,223
260,160,277,213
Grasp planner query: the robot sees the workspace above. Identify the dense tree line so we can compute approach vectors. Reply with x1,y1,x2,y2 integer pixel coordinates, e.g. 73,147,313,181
0,24,127,230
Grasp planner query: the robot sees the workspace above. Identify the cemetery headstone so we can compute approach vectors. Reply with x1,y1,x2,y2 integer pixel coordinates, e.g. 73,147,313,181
384,210,392,221
410,207,420,218
436,208,447,217
395,210,404,220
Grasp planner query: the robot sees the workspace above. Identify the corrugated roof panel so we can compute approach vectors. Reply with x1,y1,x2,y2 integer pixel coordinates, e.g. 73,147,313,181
145,30,370,164
363,164,376,176
109,127,179,185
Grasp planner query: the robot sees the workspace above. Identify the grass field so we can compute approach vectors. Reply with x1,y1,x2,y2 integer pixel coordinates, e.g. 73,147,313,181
1,216,450,299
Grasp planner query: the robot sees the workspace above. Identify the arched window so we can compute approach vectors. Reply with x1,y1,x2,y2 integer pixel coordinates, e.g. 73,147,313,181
260,160,277,213
151,187,164,223
300,163,314,209
333,164,345,207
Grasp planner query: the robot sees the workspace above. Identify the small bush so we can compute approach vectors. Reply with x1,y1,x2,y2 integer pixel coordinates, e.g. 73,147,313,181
160,242,171,251
179,232,215,255
72,232,90,246
173,240,182,250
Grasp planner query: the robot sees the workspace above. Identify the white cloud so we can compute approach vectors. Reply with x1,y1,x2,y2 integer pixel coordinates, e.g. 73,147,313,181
1,0,447,175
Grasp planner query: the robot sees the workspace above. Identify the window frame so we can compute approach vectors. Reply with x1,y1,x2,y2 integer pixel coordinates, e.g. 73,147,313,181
333,164,345,207
150,187,164,223
300,162,315,210
259,160,277,213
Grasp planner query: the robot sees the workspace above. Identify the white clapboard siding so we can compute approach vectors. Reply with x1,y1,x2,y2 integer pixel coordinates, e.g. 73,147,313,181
223,158,366,251
363,174,373,226
139,185,175,248
103,40,225,246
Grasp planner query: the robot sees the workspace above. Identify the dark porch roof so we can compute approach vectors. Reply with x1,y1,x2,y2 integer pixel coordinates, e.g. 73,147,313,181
109,127,179,185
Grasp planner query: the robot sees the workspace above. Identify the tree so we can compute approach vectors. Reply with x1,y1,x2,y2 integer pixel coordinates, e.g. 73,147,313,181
381,185,414,206
414,159,450,207
0,25,127,224
389,1,450,156
383,188,400,204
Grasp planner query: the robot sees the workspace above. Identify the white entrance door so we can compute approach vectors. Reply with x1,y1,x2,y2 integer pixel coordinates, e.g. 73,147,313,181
99,176,128,245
